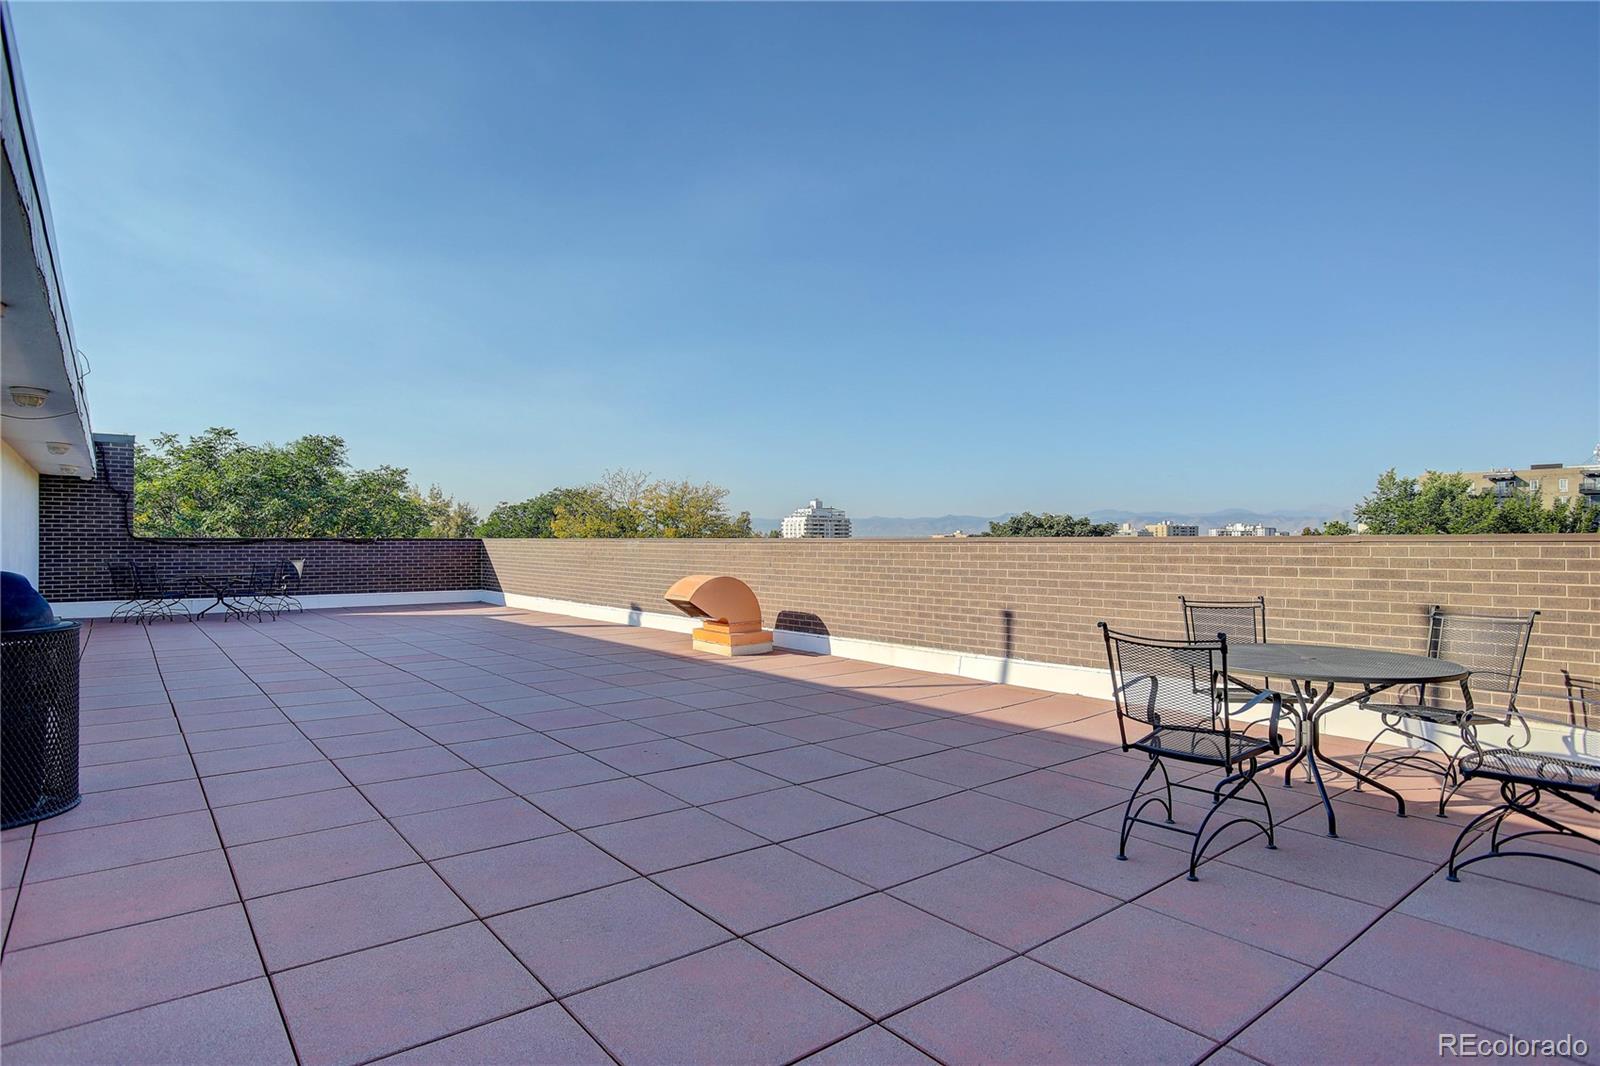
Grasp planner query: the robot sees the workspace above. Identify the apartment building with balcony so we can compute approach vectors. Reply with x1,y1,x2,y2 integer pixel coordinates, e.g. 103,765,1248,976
1463,449,1600,507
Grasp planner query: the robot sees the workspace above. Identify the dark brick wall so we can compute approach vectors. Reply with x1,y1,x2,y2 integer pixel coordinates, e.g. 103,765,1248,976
39,435,482,602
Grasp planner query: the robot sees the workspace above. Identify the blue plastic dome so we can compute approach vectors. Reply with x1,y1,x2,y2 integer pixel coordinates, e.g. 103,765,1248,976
1,572,57,632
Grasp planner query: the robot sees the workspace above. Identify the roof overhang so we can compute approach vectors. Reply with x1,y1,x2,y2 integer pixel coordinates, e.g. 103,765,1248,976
0,4,94,480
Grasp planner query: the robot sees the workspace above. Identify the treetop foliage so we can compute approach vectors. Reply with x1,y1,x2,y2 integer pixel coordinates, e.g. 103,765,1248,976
543,469,754,539
982,512,1118,537
133,432,1597,542
477,487,599,538
134,428,476,539
1353,469,1599,535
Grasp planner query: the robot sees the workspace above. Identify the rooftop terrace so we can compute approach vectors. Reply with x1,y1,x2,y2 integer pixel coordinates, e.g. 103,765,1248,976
2,604,1594,1065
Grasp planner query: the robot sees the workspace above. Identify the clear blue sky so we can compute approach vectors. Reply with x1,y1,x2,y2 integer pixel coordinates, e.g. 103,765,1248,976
11,2,1597,520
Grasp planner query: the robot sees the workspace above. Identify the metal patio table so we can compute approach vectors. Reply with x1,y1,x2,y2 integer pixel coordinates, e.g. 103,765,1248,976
187,572,257,619
1229,643,1469,838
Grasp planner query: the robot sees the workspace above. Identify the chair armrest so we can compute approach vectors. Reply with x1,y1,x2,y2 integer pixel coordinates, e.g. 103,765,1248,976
1237,690,1284,751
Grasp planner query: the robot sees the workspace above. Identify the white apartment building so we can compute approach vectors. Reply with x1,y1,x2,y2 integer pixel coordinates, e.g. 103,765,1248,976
1211,522,1280,537
781,499,852,538
1116,521,1198,537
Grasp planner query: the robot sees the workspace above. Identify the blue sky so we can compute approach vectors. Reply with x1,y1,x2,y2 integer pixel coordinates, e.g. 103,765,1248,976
11,2,1597,519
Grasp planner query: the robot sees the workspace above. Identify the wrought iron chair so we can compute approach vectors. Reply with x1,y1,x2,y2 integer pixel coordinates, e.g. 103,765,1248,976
1449,672,1599,880
1446,748,1599,882
1179,596,1268,646
108,562,189,623
136,563,191,623
1179,596,1301,752
1099,622,1283,881
220,563,290,621
234,560,303,619
1356,606,1538,817
106,562,148,622
272,558,304,614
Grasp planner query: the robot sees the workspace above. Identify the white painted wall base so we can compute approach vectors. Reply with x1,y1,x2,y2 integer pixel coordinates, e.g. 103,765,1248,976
484,590,1114,698
487,591,699,634
54,590,486,619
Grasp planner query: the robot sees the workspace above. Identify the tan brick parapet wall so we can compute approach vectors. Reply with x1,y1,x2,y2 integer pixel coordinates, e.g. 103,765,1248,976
481,535,1598,719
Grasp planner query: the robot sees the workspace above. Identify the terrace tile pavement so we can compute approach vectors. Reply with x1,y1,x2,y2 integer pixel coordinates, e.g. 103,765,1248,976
0,604,1593,1064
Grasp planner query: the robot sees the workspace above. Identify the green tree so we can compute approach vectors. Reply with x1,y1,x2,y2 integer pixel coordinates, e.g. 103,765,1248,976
415,484,479,539
478,488,598,538
549,469,754,539
134,428,434,538
983,512,1118,537
1353,468,1599,534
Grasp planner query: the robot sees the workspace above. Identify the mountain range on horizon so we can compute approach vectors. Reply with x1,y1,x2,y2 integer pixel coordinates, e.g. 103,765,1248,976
751,507,1353,538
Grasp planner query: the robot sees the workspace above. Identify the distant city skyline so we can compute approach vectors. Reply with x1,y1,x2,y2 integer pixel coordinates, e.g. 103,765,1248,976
10,3,1596,517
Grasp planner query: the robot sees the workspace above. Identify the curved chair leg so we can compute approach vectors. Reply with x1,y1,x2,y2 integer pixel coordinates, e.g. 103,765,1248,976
1356,720,1405,780
1188,771,1273,881
1117,757,1164,861
1247,770,1277,848
1438,772,1463,819
1153,758,1175,824
1447,798,1513,881
1358,714,1455,792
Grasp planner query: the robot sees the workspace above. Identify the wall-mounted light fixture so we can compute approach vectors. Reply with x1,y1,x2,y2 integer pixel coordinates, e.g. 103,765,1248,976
9,386,49,408
46,442,70,455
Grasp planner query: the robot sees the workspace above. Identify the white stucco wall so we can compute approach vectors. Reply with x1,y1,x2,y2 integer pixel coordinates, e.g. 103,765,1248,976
1,438,41,586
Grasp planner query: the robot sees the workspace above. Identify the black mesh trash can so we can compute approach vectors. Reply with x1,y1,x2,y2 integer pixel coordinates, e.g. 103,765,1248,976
2,572,81,829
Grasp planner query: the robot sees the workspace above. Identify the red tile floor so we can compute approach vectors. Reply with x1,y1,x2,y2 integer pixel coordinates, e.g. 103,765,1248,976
1,604,1594,1065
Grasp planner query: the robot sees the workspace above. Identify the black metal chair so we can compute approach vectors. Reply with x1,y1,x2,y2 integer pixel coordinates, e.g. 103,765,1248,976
1179,596,1268,646
1179,596,1301,756
271,558,304,615
137,564,191,623
1356,606,1538,816
1447,674,1598,880
231,560,303,620
106,562,147,623
1099,622,1284,881
241,562,284,620
1446,748,1599,881
107,562,189,623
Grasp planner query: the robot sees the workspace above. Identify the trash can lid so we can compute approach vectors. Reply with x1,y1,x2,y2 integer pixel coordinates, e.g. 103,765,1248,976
1,572,58,632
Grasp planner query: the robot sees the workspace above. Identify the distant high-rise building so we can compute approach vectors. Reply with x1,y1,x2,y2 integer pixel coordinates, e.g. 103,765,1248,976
781,499,852,539
1212,522,1279,537
1115,521,1198,537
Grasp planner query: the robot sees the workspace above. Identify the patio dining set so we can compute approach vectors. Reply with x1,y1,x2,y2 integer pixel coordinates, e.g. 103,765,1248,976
104,559,305,623
1099,597,1598,886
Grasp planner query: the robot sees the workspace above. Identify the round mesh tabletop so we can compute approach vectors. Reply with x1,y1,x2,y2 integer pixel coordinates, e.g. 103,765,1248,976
1229,643,1468,685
